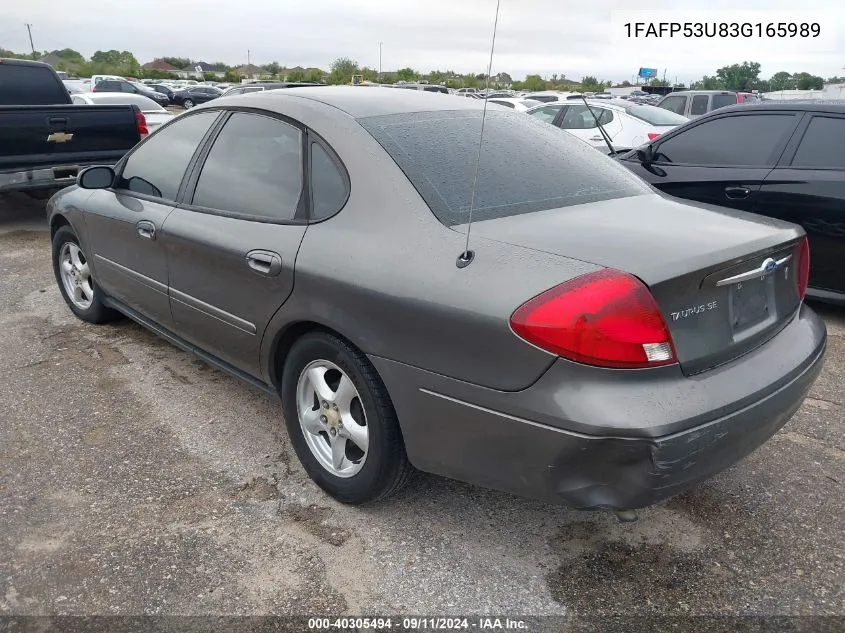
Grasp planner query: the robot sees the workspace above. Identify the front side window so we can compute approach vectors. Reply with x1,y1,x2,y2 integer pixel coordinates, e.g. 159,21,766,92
118,111,219,201
653,114,796,166
191,112,303,221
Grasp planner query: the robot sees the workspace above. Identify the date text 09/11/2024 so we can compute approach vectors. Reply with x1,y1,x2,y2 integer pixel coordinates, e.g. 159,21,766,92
622,22,821,38
307,617,529,630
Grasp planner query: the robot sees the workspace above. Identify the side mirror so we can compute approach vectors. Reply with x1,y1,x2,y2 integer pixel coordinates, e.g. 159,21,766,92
77,165,115,190
635,144,654,165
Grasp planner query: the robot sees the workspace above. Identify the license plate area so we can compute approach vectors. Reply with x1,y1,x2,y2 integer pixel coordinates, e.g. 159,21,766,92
729,278,770,332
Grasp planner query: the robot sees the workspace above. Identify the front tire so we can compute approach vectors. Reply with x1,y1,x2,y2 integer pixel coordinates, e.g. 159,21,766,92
52,225,119,324
281,332,413,504
183,99,195,109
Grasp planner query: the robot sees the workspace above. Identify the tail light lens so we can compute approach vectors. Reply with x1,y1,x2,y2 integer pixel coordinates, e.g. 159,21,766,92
510,269,677,369
647,132,661,140
135,111,149,138
796,237,810,301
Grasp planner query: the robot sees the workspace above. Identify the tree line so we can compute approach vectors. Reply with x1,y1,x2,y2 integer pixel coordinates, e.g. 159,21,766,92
1,48,840,93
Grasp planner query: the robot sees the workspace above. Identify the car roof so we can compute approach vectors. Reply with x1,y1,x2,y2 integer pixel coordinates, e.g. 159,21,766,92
219,86,489,118
663,90,736,95
706,101,845,115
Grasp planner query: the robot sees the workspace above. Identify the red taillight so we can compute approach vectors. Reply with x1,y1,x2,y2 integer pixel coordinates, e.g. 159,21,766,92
510,269,677,369
796,238,810,301
135,111,149,138
647,132,661,140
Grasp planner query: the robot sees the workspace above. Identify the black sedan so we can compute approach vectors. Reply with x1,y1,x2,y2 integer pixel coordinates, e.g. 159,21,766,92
619,102,845,305
172,86,222,109
148,83,176,104
91,79,171,108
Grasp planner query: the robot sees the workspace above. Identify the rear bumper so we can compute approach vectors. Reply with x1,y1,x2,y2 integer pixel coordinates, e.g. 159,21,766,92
0,164,84,193
371,303,827,510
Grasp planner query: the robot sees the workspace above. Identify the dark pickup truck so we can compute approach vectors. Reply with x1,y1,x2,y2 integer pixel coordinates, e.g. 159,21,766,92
0,58,144,199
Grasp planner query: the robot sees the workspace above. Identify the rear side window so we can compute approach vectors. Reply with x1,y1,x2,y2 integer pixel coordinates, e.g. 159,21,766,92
660,95,686,115
690,95,709,116
191,112,303,221
791,116,845,169
654,114,796,166
711,94,738,110
528,105,562,123
0,64,68,105
310,141,348,220
119,111,219,201
358,110,651,226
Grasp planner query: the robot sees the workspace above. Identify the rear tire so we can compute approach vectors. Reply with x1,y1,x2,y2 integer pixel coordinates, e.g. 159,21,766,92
51,225,119,324
183,99,195,109
281,332,413,504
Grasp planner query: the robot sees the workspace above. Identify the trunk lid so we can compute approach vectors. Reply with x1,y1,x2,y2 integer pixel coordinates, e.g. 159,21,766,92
463,193,806,375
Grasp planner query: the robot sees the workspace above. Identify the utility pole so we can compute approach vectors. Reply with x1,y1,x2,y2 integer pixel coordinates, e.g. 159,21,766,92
378,42,383,79
247,49,251,66
25,23,35,56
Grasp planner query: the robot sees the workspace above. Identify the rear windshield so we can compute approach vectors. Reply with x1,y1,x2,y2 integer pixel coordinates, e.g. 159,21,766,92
0,63,68,105
712,94,738,109
357,110,651,226
625,104,689,126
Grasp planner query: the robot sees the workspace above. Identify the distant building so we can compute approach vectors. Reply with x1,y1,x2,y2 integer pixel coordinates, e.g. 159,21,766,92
142,59,177,72
233,64,264,80
177,62,228,79
762,83,845,100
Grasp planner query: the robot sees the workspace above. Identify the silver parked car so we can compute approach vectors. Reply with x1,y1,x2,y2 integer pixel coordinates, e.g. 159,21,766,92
47,87,825,513
70,92,174,133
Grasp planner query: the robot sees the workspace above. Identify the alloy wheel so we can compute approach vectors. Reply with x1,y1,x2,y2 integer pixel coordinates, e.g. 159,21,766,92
296,359,369,478
59,242,94,310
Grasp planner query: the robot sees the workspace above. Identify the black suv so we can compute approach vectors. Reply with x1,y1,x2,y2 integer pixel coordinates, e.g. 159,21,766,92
619,101,845,304
93,79,170,107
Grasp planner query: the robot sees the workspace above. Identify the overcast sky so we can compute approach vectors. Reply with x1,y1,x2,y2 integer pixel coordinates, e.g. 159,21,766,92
2,0,841,83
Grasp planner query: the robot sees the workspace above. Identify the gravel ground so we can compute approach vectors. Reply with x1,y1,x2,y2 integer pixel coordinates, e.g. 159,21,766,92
0,193,843,627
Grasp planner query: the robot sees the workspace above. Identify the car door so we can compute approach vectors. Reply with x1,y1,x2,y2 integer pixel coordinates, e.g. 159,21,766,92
161,111,314,377
82,110,222,329
755,113,845,296
556,104,622,149
620,111,801,213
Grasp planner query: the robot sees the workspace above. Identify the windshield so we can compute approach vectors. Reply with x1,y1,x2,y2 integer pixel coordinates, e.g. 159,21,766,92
358,109,651,226
624,104,689,126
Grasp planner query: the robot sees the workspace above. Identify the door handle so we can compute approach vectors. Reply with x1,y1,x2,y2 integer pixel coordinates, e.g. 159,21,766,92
246,250,282,276
725,186,750,200
136,220,156,240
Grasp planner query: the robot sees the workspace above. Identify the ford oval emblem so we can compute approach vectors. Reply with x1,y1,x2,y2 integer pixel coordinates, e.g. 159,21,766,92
763,258,777,273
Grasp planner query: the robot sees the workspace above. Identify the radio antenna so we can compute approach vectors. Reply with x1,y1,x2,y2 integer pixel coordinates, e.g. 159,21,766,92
457,0,502,269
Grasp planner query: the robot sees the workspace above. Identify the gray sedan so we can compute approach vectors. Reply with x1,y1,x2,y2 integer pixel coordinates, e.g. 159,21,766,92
47,87,826,515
